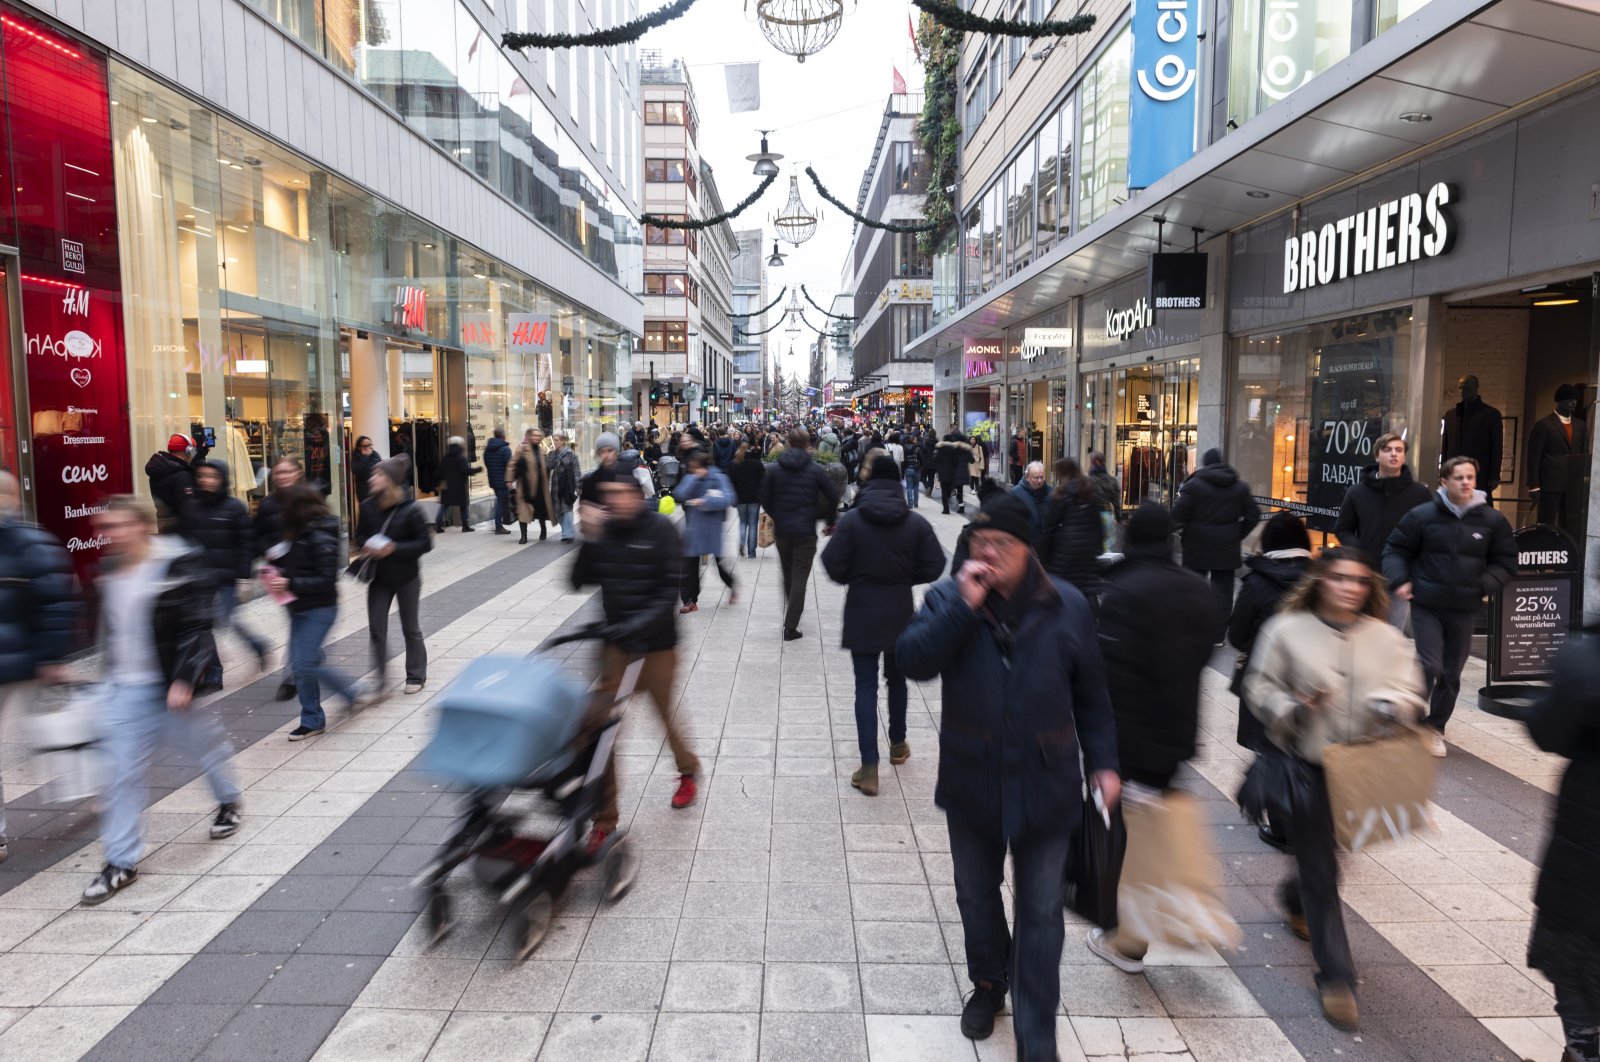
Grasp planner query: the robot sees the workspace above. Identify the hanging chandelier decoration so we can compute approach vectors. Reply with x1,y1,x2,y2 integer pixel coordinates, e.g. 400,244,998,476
750,0,848,63
771,175,821,246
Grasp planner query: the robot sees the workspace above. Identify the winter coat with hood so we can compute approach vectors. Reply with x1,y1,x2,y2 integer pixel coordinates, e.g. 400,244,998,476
897,562,1119,840
548,445,580,520
935,434,972,484
1009,480,1050,537
254,490,288,557
482,436,513,494
354,491,433,589
571,508,682,653
180,460,255,587
731,450,765,505
145,451,198,524
1381,488,1516,614
434,442,479,507
1527,627,1600,943
1228,548,1313,748
99,535,220,691
821,479,946,653
1171,459,1261,570
1098,540,1224,789
275,514,343,614
677,466,734,556
1334,464,1431,561
1040,486,1105,595
350,449,382,502
712,436,737,475
1089,468,1122,521
0,517,77,686
759,446,841,539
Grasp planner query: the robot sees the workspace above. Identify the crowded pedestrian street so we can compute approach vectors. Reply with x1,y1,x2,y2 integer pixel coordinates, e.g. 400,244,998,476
0,507,1571,1062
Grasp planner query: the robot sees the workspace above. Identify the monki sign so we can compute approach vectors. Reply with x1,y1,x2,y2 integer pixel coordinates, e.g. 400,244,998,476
1283,182,1456,294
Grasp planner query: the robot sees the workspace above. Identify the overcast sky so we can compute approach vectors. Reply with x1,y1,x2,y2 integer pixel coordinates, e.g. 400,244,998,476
646,1,924,378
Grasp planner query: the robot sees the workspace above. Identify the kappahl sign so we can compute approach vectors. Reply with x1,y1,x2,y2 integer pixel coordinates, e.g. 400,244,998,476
1105,298,1155,341
1283,183,1456,294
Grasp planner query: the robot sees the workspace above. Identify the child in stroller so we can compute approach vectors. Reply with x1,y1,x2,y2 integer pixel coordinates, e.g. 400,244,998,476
416,623,641,960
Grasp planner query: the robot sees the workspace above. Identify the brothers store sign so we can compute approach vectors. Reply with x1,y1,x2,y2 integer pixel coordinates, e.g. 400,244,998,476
1283,182,1456,294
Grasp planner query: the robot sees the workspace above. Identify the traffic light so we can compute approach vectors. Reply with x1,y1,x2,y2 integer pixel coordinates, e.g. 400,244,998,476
649,380,661,403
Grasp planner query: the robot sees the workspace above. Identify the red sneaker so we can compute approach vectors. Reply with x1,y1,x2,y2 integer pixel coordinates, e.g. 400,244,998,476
671,774,698,809
584,828,610,858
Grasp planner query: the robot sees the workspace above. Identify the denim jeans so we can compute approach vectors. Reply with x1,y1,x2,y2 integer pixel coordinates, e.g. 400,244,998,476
289,605,361,730
737,503,760,553
559,510,575,541
948,818,1072,1062
493,487,511,527
851,650,906,765
100,681,240,867
903,469,920,508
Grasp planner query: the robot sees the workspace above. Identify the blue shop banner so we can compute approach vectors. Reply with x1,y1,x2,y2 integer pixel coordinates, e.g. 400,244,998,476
1129,0,1200,190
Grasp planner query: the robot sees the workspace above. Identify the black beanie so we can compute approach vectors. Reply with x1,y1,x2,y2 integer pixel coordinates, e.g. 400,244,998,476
870,454,901,481
971,492,1034,545
1260,510,1311,553
1202,448,1224,467
1124,501,1172,548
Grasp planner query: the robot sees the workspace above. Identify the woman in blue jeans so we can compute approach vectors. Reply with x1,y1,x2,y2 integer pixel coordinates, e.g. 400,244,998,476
730,441,766,557
263,484,369,740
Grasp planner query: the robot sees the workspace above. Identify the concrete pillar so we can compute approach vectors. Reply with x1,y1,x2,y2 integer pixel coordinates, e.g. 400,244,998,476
349,332,390,459
387,343,405,422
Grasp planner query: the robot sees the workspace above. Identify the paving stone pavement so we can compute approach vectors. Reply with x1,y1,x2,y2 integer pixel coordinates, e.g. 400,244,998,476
0,494,1573,1061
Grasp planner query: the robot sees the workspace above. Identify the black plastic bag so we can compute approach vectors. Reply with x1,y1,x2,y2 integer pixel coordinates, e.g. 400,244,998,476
1064,796,1126,930
1236,745,1314,828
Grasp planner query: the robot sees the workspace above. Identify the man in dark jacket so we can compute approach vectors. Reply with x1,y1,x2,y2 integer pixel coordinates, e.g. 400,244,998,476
483,427,513,535
822,456,945,797
0,472,78,862
897,492,1120,1056
1088,453,1122,522
919,431,939,497
433,436,479,532
1440,375,1502,497
185,460,268,685
1334,432,1430,624
1087,502,1222,972
1526,383,1587,531
1009,461,1049,537
145,433,206,529
1382,455,1517,757
83,495,239,905
1172,448,1260,613
936,429,973,515
575,467,697,848
758,429,842,641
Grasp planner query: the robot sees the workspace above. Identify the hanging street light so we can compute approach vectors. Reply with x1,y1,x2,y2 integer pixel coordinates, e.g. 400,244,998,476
771,175,820,246
766,240,787,267
747,130,783,177
751,0,847,63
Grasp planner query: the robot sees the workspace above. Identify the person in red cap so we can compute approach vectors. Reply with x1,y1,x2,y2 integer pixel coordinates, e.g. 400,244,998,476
145,432,209,529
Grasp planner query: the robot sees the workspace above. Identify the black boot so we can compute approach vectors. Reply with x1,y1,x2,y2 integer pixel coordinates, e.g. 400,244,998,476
539,521,547,540
519,523,528,545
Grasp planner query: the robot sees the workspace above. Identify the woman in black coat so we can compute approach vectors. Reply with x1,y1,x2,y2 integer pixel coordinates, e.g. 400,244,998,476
350,436,381,505
730,443,765,557
1527,625,1600,1062
1040,458,1105,605
433,436,480,532
820,457,946,797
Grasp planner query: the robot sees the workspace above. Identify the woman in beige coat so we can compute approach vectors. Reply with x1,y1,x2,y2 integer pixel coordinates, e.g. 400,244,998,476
508,429,554,543
1243,547,1425,1034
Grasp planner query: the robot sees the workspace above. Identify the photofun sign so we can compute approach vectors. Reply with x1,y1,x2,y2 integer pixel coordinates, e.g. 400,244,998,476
1283,183,1455,294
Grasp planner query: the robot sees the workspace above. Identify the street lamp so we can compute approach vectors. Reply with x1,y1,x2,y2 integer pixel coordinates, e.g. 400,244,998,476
747,131,783,177
766,241,787,268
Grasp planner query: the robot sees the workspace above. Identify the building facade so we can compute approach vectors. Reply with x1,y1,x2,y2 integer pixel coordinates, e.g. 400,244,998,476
1,0,642,584
913,0,1600,615
731,228,769,416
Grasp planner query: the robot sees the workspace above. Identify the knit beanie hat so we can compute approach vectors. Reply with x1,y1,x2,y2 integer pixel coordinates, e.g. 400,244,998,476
870,454,900,481
1260,510,1311,553
595,431,620,454
374,453,410,487
1124,501,1172,548
971,492,1034,545
1202,448,1224,467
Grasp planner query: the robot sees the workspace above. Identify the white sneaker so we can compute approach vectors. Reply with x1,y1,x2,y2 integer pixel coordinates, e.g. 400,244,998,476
1427,731,1447,758
404,682,424,695
1086,927,1144,973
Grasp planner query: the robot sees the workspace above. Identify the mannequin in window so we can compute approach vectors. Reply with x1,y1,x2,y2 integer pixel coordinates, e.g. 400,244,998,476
1440,375,1501,499
1526,384,1588,529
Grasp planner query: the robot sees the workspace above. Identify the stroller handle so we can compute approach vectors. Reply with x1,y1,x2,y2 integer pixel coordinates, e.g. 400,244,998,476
542,622,610,649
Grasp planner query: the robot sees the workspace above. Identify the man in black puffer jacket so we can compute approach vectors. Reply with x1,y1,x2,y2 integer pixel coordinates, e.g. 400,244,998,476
145,433,207,530
1172,448,1260,612
184,461,268,685
574,466,697,848
1334,433,1430,626
759,430,841,641
1382,456,1516,756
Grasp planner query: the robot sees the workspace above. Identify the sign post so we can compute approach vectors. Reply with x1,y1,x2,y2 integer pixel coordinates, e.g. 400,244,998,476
1479,525,1581,719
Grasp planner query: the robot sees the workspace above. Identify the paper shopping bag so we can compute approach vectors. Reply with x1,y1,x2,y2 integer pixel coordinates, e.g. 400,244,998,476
1320,727,1436,852
757,511,776,550
1116,790,1240,951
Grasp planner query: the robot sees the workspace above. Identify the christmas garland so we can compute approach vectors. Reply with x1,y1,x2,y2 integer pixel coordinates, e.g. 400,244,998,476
801,285,855,321
798,311,851,341
730,286,787,319
804,167,940,234
910,0,1095,39
641,173,777,231
502,0,697,49
738,314,795,338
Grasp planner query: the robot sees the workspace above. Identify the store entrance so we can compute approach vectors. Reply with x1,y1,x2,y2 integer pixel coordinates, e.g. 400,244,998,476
339,329,469,507
1441,276,1595,542
1080,356,1201,509
1004,380,1069,478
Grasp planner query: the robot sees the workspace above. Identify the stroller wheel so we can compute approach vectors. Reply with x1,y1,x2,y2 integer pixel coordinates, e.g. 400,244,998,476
513,891,554,962
602,835,639,903
426,891,454,946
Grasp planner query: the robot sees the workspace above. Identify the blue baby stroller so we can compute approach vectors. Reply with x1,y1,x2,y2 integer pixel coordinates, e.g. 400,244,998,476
415,625,641,960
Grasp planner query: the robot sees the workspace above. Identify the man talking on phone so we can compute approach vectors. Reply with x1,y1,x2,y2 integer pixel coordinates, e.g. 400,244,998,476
897,492,1120,1060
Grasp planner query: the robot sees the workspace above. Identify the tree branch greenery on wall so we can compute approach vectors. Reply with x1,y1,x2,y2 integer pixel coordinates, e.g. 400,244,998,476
803,167,940,235
801,286,855,321
915,13,961,256
911,0,1094,39
502,0,698,49
641,173,777,230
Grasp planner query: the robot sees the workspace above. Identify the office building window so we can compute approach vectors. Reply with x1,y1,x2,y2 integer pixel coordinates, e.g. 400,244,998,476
1077,28,1130,229
1227,0,1354,127
644,320,688,352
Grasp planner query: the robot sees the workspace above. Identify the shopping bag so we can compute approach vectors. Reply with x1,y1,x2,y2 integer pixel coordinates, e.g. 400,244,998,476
25,683,109,805
1320,727,1436,852
1236,744,1313,828
1064,791,1126,930
1116,789,1240,950
757,511,776,550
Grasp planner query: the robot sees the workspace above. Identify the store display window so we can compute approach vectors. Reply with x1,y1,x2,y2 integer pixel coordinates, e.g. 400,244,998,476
1079,357,1200,507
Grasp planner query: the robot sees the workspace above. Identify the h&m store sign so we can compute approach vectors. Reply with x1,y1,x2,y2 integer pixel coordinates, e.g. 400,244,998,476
1283,183,1456,294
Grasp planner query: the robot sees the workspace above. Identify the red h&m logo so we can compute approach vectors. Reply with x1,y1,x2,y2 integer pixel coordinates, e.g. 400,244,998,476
392,286,427,331
512,318,547,346
461,320,497,348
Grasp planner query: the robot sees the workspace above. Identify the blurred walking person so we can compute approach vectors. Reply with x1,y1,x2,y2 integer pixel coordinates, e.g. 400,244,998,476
1010,461,1049,538
1040,458,1105,609
1172,448,1260,614
1333,432,1429,627
1526,619,1600,1062
350,436,381,513
900,431,923,508
822,455,945,797
83,496,240,905
575,467,696,854
483,426,513,535
548,432,581,542
898,492,1119,1057
677,451,736,612
1382,456,1516,757
433,435,479,533
184,460,269,687
731,436,765,556
255,455,306,701
1088,453,1122,523
759,429,842,641
1085,502,1222,972
510,428,553,543
0,472,77,863
936,428,972,515
1243,548,1426,1031
265,484,371,739
356,455,432,696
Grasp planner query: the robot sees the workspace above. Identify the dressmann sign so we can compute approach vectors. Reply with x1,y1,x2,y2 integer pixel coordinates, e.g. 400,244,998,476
1129,0,1200,189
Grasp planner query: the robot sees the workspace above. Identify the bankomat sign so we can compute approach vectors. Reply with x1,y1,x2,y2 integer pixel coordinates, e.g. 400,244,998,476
1282,183,1456,294
1129,0,1199,189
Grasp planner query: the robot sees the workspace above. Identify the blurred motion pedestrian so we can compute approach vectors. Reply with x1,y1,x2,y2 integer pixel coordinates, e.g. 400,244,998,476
731,436,765,556
1381,456,1516,757
0,472,77,863
548,432,581,542
1172,448,1261,613
350,436,381,509
677,451,736,612
356,455,432,696
483,427,513,535
1243,547,1425,1031
184,460,269,686
1040,458,1105,608
1526,619,1600,1062
759,429,842,641
1333,432,1429,627
822,455,945,797
144,432,206,529
510,428,553,543
935,428,972,515
255,455,305,702
1088,452,1122,523
898,492,1119,1058
433,435,480,533
83,496,240,905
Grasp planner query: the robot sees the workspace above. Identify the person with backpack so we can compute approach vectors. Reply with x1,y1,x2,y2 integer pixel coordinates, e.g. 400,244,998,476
548,432,581,542
144,433,207,529
759,429,843,641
